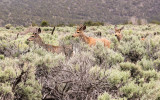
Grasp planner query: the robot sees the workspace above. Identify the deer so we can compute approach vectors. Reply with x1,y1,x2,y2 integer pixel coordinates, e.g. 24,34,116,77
141,33,151,41
114,25,124,41
17,27,41,38
27,32,73,57
114,26,149,41
72,25,110,48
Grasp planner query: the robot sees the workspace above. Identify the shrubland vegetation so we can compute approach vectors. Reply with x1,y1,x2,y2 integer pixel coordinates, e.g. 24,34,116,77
0,24,160,100
84,21,104,26
40,21,49,27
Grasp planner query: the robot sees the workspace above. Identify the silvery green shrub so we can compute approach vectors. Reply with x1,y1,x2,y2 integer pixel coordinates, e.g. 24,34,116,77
98,92,111,100
120,82,142,99
92,42,124,67
118,34,145,62
120,62,142,79
107,69,130,87
5,24,12,29
137,58,154,70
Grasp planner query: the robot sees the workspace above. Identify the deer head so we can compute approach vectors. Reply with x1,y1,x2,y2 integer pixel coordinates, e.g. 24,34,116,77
114,25,124,41
72,25,86,37
27,32,43,44
141,33,149,41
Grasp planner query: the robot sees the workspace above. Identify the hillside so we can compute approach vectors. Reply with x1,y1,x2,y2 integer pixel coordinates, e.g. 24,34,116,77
0,0,160,26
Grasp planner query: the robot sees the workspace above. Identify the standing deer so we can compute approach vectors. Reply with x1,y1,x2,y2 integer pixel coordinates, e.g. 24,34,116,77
114,25,124,41
27,32,73,57
72,25,110,48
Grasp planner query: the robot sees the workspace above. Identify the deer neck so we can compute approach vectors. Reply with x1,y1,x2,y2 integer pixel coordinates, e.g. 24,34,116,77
80,32,90,44
34,37,46,47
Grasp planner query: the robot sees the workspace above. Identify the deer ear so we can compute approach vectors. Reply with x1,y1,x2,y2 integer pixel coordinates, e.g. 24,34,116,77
38,28,41,33
114,25,117,30
77,25,80,30
114,25,118,31
79,25,83,31
78,24,83,29
82,25,86,30
120,26,124,31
